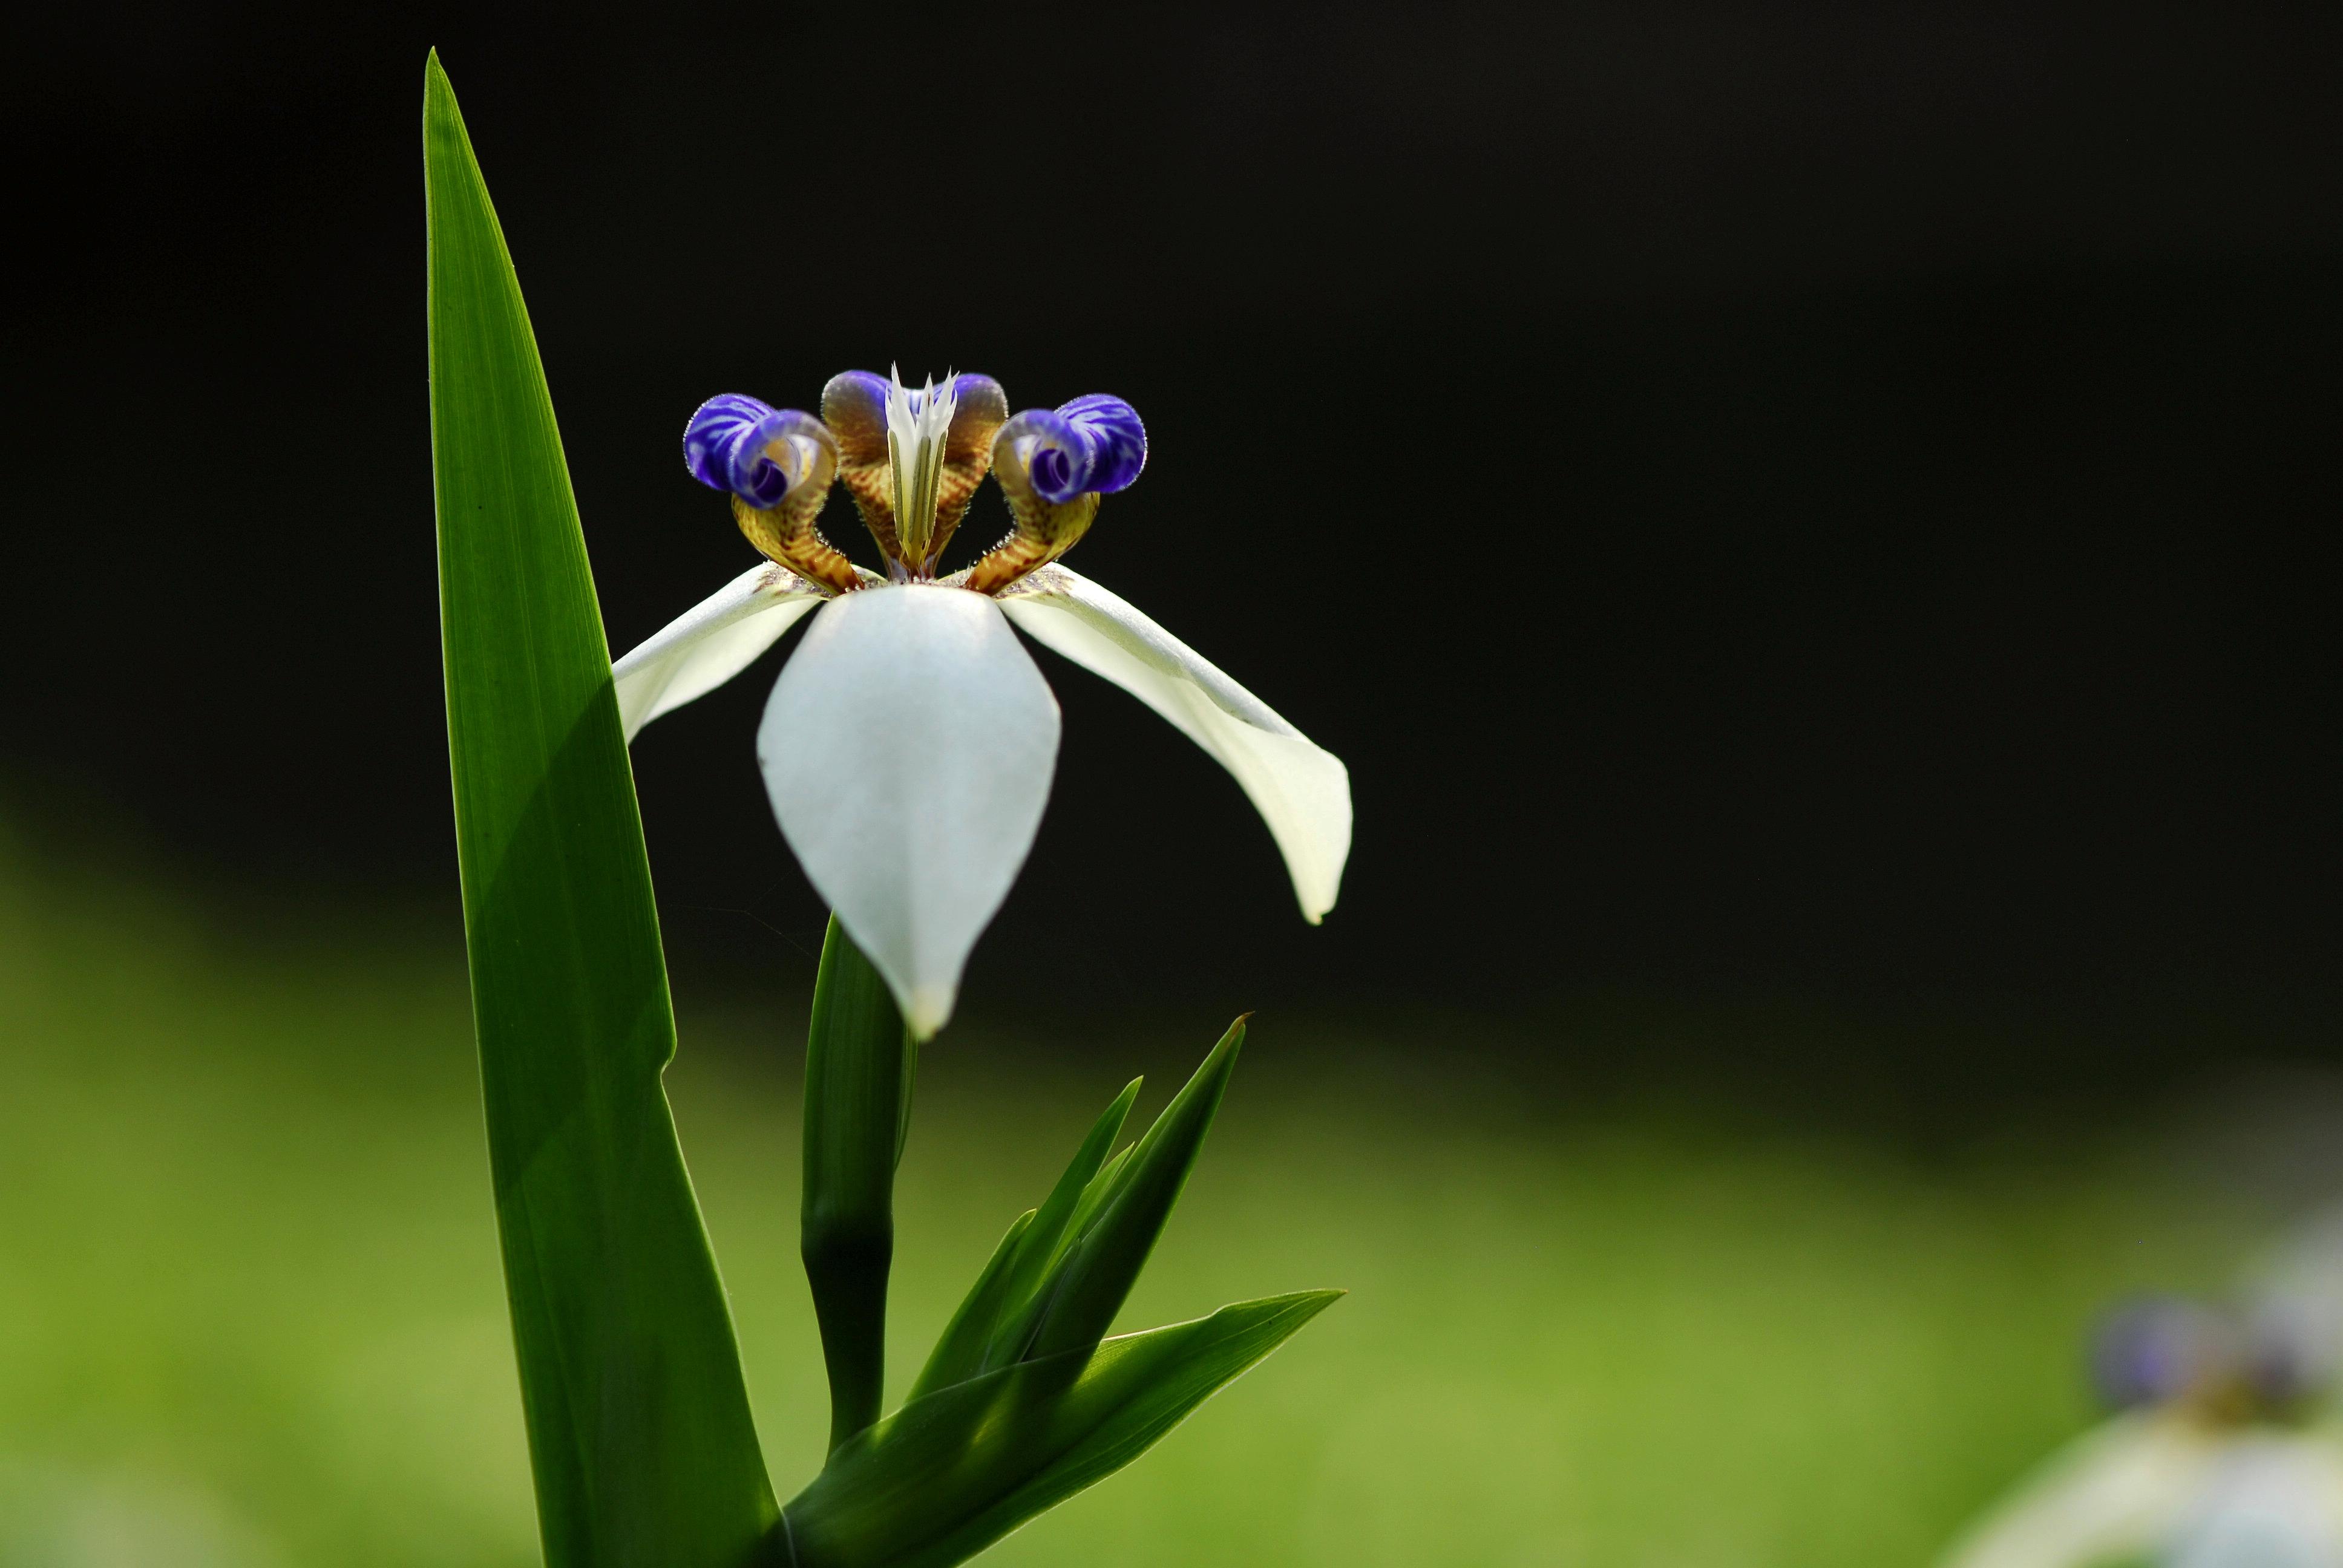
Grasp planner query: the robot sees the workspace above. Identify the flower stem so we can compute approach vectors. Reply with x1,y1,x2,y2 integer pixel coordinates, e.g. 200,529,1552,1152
801,915,918,1454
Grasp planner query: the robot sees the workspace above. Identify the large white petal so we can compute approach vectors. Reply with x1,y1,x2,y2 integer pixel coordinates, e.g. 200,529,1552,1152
611,563,826,742
758,585,1060,1037
995,564,1351,922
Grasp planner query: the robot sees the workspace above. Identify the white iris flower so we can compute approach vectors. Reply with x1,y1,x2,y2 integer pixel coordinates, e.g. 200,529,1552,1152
1945,1229,2343,1568
612,369,1351,1037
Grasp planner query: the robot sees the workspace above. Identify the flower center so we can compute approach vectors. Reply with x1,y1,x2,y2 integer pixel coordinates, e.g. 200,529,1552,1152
884,369,960,570
684,374,1143,595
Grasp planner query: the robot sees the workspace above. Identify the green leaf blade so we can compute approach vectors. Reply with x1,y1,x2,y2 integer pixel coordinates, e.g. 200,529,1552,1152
782,1292,1342,1568
801,915,919,1453
907,1209,1037,1404
969,1080,1141,1367
425,51,775,1566
912,1078,1143,1402
1019,1019,1247,1363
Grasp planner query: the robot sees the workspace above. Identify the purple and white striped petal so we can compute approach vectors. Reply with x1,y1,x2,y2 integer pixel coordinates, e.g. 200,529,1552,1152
683,393,828,509
1021,394,1147,503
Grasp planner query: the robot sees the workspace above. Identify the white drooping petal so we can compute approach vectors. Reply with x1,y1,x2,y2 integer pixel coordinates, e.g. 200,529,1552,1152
1940,1413,2221,1568
612,563,826,742
2169,1436,2343,1568
759,585,1060,1037
995,564,1351,922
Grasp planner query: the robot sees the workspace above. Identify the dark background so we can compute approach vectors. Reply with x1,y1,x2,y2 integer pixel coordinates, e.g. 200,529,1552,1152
7,4,2338,1058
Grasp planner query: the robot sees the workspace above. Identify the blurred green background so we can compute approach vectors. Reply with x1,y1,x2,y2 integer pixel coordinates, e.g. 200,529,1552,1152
5,837,2302,1567
6,7,2338,1564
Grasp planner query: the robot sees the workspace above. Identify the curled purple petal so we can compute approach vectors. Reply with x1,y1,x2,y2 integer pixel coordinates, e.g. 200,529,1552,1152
821,371,891,438
1015,394,1147,504
2091,1297,2227,1409
1057,394,1146,494
1017,410,1084,502
684,393,812,509
942,373,1003,417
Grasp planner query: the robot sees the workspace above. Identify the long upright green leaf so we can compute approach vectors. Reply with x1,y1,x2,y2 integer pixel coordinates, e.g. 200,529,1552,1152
802,915,917,1453
780,1292,1342,1568
425,51,775,1566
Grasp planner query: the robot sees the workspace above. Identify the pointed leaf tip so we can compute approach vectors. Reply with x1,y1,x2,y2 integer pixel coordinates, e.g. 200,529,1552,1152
1018,1020,1247,1364
969,1077,1147,1377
